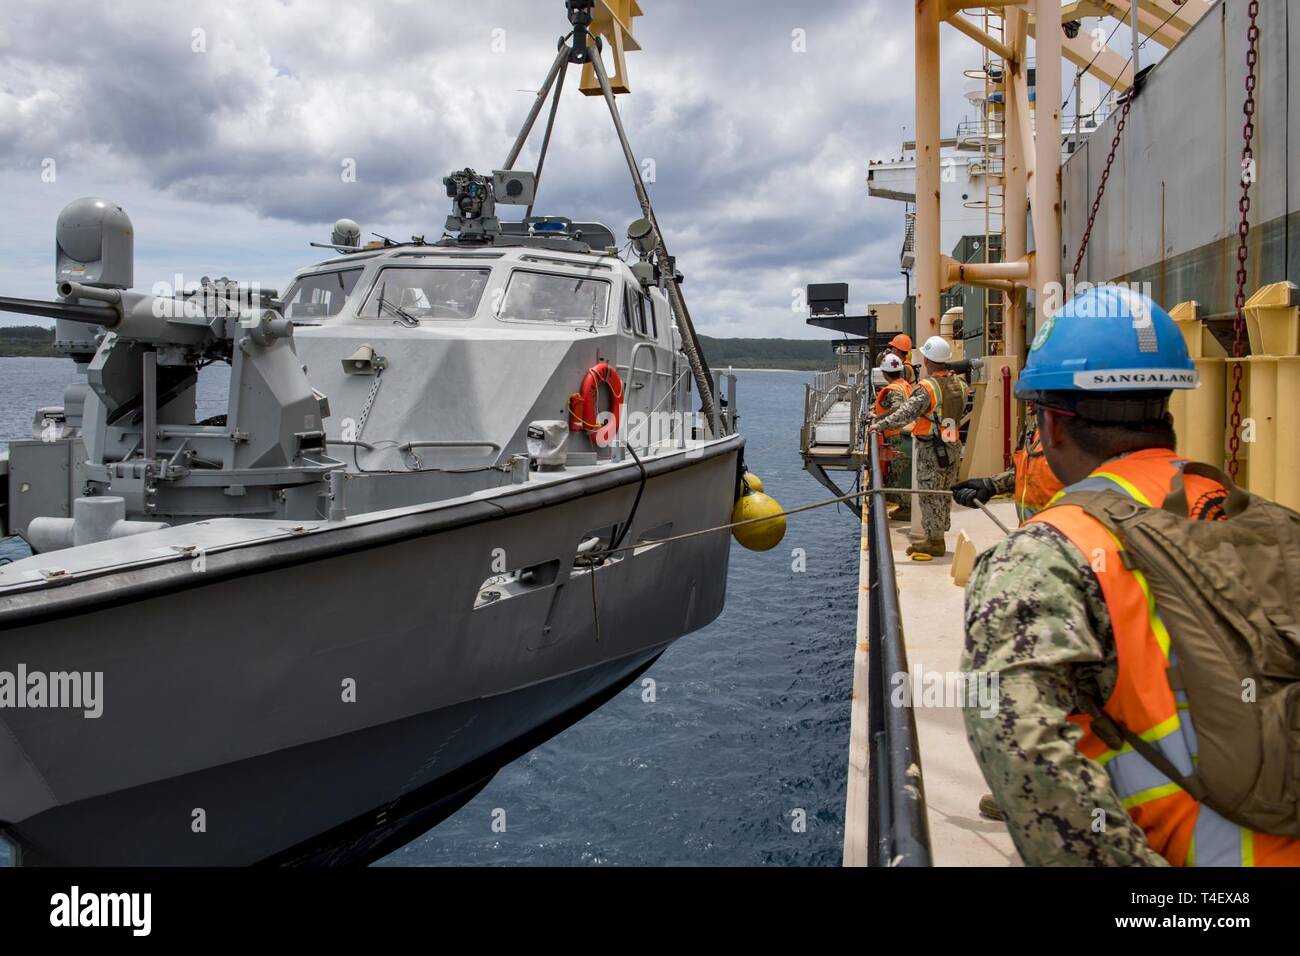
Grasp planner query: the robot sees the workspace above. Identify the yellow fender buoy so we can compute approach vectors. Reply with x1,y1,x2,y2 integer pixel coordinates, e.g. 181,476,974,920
731,489,786,552
742,471,764,493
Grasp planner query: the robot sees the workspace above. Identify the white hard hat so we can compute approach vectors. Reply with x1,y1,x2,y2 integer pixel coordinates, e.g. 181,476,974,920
920,335,953,363
878,353,905,373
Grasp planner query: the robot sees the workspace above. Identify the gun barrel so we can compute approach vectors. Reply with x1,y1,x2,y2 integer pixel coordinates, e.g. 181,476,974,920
58,280,123,306
0,294,119,326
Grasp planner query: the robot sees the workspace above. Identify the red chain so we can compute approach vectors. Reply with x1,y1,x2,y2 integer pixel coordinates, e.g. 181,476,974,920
1228,0,1260,480
1072,93,1133,279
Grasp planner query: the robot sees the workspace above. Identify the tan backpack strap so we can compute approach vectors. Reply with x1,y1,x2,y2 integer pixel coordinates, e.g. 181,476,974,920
1078,695,1209,803
1161,461,1250,518
1051,489,1144,533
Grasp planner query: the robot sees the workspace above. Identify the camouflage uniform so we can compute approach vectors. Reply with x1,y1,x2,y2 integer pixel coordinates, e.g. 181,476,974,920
875,375,967,542
989,468,1015,497
961,522,1169,866
914,440,960,540
985,420,1040,498
876,381,913,517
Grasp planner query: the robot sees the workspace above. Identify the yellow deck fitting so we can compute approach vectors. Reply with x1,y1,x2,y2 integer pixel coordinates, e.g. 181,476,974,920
950,531,976,587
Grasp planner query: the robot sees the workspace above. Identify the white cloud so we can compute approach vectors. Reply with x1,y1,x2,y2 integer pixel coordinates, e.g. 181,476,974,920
0,0,989,336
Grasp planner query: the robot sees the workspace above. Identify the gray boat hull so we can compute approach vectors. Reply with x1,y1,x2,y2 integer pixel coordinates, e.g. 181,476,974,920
0,435,742,865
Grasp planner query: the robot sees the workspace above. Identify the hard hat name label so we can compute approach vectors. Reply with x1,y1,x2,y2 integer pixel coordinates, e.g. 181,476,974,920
1072,369,1200,390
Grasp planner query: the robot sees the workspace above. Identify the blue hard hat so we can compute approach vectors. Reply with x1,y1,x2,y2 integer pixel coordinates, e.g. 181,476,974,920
1015,286,1198,398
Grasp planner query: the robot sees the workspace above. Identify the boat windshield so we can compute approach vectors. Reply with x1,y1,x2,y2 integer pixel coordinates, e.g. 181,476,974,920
281,268,364,319
496,270,610,326
358,267,492,321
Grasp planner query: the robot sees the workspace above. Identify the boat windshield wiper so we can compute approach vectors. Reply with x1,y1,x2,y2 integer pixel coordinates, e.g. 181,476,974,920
376,284,419,327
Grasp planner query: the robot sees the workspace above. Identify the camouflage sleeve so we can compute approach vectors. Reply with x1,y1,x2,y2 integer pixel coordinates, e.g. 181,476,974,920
960,523,1168,867
880,387,908,413
990,468,1016,496
875,385,931,432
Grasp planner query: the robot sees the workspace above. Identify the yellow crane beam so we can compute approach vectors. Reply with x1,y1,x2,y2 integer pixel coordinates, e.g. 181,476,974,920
946,11,1017,64
1028,13,1135,92
1077,0,1186,49
1136,0,1207,35
579,0,644,96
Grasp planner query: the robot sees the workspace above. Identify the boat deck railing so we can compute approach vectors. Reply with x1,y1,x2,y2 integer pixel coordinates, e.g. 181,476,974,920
863,438,933,866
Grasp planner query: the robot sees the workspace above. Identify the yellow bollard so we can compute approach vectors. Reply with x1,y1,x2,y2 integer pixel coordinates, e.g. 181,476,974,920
1171,301,1225,360
1244,281,1300,357
1243,358,1279,500
1170,302,1227,466
1223,283,1300,501
1277,357,1300,511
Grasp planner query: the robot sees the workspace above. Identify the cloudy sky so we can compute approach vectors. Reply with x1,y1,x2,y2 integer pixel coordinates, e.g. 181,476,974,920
0,0,1030,337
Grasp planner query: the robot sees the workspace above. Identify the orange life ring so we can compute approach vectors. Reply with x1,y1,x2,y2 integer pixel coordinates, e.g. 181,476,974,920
568,361,624,446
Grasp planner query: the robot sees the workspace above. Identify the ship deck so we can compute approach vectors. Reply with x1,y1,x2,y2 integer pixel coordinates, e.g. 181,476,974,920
844,492,1020,867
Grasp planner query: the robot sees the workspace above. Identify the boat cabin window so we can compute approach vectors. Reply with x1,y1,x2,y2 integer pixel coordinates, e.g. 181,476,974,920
282,268,364,319
358,266,491,321
622,286,637,333
651,296,667,341
497,270,610,326
623,286,655,338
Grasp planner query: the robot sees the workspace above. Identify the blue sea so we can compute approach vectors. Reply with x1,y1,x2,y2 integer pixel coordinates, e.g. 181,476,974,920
0,357,859,866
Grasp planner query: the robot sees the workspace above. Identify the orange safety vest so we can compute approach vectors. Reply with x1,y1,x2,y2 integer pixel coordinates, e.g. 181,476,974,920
1011,423,1063,525
1030,448,1300,867
873,378,913,439
910,370,965,440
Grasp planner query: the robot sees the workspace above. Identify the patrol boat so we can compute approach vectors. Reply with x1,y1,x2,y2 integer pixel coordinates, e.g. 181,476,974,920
0,3,744,866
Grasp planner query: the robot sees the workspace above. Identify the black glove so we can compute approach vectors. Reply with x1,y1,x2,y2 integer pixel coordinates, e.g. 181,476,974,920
952,477,996,508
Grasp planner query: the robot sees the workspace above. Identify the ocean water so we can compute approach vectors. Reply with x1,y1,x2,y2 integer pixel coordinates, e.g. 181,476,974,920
0,357,230,442
0,358,860,866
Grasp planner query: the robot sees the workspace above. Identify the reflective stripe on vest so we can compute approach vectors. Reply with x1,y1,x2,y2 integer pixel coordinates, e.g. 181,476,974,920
1029,448,1300,866
1011,426,1063,525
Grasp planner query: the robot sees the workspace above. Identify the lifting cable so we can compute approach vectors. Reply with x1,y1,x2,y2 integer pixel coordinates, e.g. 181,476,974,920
526,36,569,220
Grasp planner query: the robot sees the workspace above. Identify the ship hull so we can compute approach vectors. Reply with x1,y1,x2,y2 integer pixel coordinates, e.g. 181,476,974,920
0,435,742,866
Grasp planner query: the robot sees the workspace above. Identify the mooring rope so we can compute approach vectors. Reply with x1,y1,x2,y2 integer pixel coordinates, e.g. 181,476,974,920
595,486,1011,558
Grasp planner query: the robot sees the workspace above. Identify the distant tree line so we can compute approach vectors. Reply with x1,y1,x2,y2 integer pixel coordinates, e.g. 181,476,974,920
697,336,837,371
0,326,57,357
